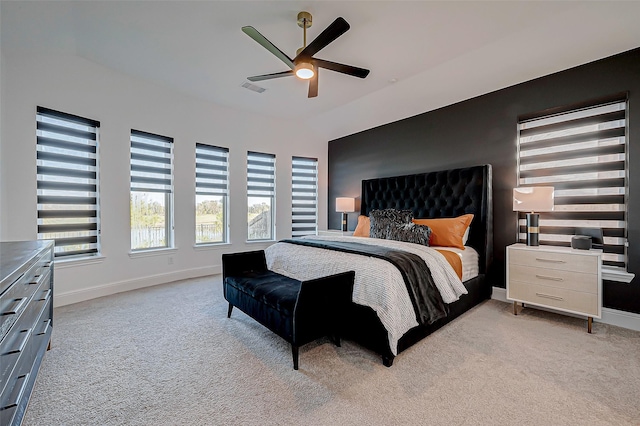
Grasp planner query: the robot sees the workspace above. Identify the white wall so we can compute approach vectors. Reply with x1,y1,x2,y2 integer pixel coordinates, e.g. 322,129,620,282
0,54,3,242
0,53,327,307
0,5,5,241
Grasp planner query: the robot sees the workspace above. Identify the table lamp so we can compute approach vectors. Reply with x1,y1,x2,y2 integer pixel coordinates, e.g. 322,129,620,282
513,186,554,246
335,197,355,232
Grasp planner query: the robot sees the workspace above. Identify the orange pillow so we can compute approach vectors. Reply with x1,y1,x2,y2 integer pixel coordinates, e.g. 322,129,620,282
353,215,370,237
412,214,474,249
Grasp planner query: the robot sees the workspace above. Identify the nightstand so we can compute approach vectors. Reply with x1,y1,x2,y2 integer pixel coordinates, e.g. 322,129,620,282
506,243,602,333
317,230,354,237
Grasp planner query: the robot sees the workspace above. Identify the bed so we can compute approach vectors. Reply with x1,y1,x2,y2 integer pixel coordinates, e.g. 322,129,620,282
266,165,493,366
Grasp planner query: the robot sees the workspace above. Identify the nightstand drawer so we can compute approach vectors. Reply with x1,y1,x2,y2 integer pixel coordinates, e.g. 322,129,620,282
508,264,598,293
508,248,598,274
508,281,599,317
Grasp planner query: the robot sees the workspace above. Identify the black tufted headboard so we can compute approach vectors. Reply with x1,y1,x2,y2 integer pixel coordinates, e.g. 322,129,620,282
360,165,493,275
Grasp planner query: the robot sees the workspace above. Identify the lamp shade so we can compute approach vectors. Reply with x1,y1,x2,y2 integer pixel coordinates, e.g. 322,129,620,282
513,187,555,212
335,197,355,213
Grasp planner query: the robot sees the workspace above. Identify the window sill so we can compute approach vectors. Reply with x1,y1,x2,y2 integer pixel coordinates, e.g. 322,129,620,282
128,248,177,259
193,243,231,251
245,240,275,244
54,255,106,269
602,266,635,283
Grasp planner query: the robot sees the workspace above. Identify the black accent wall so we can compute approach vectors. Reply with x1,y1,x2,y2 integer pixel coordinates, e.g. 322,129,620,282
328,47,640,314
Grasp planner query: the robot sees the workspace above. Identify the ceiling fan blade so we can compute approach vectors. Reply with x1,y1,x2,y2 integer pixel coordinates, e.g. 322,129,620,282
242,26,295,69
247,70,294,82
308,70,318,98
297,17,350,59
314,58,370,78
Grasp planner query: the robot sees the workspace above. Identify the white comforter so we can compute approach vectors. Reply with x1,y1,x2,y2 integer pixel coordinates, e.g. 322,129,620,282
264,236,467,355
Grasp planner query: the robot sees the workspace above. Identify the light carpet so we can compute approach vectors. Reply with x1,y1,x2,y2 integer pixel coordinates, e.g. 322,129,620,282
23,275,640,425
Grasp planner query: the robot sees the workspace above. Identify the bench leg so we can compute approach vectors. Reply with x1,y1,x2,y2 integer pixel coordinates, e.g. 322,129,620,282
382,356,394,367
331,334,341,347
227,303,233,318
292,345,299,370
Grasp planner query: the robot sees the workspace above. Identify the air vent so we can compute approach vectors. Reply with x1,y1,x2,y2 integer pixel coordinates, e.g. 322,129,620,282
241,82,266,93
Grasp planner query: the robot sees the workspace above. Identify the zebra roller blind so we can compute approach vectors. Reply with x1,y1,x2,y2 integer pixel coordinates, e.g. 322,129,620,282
291,156,318,237
130,130,174,250
195,144,229,197
195,144,229,244
247,151,275,197
517,94,628,268
36,106,100,258
247,151,275,240
130,130,173,193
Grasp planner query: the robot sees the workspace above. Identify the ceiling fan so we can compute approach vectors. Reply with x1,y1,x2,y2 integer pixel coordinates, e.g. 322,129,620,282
242,12,370,98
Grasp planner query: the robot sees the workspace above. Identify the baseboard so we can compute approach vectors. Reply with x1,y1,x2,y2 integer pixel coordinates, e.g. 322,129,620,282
600,307,640,332
491,286,507,302
491,286,640,332
54,265,221,307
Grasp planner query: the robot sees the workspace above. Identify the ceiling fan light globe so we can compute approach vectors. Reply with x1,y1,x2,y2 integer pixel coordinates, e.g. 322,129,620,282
295,62,315,79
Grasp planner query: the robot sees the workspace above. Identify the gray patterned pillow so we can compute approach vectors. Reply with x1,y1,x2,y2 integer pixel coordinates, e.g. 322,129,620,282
369,209,413,239
387,222,431,246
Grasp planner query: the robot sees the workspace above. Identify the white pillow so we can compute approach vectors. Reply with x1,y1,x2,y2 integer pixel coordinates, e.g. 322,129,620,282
462,227,470,245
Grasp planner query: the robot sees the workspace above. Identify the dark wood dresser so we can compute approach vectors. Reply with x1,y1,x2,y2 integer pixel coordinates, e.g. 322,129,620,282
0,240,54,426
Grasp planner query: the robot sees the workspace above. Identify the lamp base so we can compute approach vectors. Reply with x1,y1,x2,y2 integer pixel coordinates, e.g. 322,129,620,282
342,212,348,232
526,213,539,246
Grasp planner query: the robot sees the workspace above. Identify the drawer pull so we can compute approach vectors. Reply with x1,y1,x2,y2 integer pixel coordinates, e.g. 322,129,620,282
2,373,30,410
1,297,28,316
29,269,50,285
36,319,51,336
39,289,52,302
535,274,564,282
535,292,564,301
535,258,566,264
4,328,31,355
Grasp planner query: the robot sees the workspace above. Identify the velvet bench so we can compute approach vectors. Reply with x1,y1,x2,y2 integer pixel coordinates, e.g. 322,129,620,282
222,250,355,370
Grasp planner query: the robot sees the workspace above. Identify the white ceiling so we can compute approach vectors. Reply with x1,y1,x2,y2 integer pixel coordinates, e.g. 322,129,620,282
2,1,640,141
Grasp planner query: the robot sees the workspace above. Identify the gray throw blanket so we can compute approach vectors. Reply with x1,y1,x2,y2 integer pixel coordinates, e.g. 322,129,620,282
280,239,447,325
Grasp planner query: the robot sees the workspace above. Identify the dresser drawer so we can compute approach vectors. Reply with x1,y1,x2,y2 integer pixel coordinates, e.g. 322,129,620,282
0,372,29,426
0,316,36,422
0,295,29,344
0,278,47,393
30,297,53,364
0,261,51,342
508,281,599,317
508,248,598,274
508,264,598,294
0,240,53,426
0,328,31,395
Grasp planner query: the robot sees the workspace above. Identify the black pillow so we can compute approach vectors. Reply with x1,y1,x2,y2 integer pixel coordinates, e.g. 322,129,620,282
369,209,413,239
387,222,432,246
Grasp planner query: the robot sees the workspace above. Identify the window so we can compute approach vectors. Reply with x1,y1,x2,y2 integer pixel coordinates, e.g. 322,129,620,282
291,156,318,237
517,94,628,268
247,151,275,240
130,130,174,250
36,107,100,259
195,144,229,244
